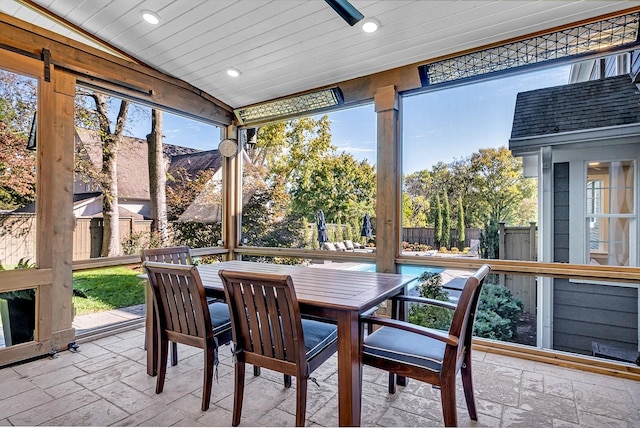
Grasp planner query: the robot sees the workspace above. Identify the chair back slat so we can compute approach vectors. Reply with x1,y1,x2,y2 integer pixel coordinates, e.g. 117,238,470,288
445,264,491,364
141,246,192,265
220,270,305,365
145,262,212,342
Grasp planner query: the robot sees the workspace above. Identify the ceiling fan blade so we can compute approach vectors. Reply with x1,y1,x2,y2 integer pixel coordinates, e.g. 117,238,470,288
324,0,364,26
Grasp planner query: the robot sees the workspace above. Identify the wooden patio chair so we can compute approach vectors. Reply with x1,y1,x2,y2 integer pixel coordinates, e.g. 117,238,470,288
141,246,193,366
218,270,339,427
143,261,232,411
360,264,491,427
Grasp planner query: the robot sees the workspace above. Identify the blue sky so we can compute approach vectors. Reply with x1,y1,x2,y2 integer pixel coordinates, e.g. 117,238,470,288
326,64,571,174
128,64,571,175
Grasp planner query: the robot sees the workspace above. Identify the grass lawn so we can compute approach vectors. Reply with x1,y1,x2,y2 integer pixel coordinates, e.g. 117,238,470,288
73,266,145,316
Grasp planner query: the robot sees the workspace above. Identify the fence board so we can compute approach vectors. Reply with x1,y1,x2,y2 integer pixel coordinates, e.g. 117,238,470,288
402,228,480,248
0,214,36,266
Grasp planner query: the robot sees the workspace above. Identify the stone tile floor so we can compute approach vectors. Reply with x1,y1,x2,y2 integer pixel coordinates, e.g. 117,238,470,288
0,325,639,426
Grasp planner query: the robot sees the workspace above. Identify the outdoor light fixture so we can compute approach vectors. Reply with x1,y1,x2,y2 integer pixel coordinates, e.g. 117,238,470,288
324,0,363,26
419,11,640,87
226,67,242,77
361,18,380,33
234,87,344,125
141,10,160,25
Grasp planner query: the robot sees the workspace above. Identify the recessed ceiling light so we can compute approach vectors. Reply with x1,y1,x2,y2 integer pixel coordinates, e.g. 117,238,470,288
226,68,242,78
142,10,160,25
361,18,380,33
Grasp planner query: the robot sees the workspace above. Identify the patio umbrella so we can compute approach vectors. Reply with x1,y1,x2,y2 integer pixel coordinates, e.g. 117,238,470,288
361,213,372,240
317,210,329,244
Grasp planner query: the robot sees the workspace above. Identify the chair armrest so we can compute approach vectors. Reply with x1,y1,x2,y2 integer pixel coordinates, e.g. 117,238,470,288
393,295,457,311
361,315,459,346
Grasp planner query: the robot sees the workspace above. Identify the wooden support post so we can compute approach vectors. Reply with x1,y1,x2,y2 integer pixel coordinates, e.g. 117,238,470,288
374,85,400,275
47,68,76,350
222,125,239,259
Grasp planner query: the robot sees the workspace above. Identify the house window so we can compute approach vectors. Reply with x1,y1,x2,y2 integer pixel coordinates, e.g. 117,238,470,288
585,161,634,266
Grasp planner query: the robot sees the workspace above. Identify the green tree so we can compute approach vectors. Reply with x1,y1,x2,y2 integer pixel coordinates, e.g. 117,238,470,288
402,192,428,227
442,192,451,249
245,116,376,248
403,170,431,226
480,217,500,259
432,194,442,247
290,152,375,224
468,147,536,226
457,197,465,250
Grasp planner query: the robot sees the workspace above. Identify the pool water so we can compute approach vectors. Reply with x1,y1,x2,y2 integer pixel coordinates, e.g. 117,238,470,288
348,263,444,277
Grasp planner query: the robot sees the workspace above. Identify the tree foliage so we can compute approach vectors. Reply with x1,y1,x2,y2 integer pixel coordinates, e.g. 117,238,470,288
468,147,536,225
0,123,36,210
243,116,376,247
403,146,536,228
441,192,451,249
0,71,37,210
432,194,442,247
457,197,465,250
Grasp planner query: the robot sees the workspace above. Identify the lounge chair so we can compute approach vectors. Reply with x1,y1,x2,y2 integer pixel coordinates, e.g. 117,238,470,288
323,242,337,251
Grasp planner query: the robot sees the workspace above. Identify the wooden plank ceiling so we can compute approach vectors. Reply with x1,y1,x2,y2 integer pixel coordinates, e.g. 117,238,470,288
2,0,639,110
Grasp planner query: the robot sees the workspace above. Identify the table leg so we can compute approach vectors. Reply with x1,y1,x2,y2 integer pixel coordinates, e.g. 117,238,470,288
395,294,408,387
145,281,157,376
336,310,362,426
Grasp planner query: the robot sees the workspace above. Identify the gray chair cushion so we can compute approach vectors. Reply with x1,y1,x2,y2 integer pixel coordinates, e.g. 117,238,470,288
363,326,445,372
208,302,232,339
302,318,338,360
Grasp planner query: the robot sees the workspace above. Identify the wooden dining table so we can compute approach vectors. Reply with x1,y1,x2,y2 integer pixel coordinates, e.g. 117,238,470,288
145,260,416,426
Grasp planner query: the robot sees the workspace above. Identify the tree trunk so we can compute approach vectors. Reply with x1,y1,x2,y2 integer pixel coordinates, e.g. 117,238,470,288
100,135,119,257
92,93,129,257
147,109,169,245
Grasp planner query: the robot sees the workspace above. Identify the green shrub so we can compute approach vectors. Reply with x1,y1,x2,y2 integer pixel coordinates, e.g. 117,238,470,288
122,231,163,255
408,272,452,330
408,274,523,343
473,282,523,341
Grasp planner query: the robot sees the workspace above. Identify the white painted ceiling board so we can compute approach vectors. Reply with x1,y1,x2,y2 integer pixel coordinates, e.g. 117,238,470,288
1,0,639,110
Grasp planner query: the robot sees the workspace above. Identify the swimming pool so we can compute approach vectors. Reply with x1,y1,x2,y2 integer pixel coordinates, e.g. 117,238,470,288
347,263,449,296
347,263,444,279
348,263,442,275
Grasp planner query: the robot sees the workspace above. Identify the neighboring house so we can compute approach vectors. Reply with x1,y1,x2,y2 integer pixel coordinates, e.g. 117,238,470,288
74,128,259,224
509,59,640,357
167,149,223,223
171,149,257,223
74,128,204,219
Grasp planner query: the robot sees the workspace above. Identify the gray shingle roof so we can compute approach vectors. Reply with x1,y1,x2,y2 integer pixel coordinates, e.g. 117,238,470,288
510,75,640,139
167,150,222,176
75,128,207,199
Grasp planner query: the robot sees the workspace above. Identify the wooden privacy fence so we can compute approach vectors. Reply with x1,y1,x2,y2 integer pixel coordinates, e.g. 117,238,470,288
498,222,537,313
73,217,152,260
0,213,151,264
402,227,481,248
402,224,538,313
0,213,36,267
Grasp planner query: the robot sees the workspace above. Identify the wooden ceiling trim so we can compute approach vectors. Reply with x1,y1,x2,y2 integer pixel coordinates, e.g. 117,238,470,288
16,0,144,67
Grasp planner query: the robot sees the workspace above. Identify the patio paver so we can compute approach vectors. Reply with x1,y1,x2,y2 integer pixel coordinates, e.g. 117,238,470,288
0,309,638,427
